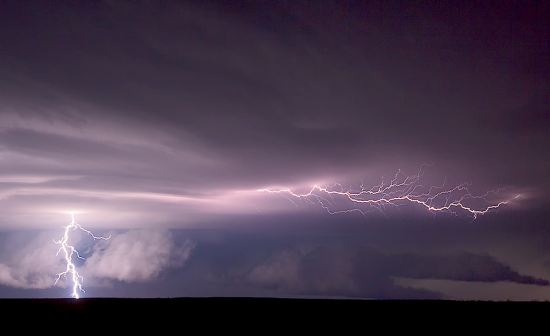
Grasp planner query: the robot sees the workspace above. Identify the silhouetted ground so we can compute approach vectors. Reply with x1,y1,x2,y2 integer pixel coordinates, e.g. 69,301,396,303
0,297,543,330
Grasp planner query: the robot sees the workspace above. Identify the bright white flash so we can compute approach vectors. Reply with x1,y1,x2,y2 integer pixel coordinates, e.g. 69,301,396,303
54,213,110,298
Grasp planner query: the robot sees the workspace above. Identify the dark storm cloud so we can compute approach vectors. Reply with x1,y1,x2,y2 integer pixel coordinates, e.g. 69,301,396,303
243,244,441,299
172,232,548,300
0,128,123,160
1,0,547,198
0,1,545,226
241,244,548,299
387,252,550,286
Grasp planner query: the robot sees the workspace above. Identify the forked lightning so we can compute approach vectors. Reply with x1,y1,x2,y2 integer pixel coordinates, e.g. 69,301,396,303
54,214,110,298
259,165,519,220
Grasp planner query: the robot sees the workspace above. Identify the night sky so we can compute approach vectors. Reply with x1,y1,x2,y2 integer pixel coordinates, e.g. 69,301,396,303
0,0,549,300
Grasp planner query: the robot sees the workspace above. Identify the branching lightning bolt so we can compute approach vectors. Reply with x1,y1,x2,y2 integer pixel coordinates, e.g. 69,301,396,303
54,213,110,299
258,164,520,220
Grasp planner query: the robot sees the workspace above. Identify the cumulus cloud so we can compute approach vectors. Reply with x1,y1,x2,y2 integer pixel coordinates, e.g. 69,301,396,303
0,229,196,290
0,232,65,289
81,229,196,284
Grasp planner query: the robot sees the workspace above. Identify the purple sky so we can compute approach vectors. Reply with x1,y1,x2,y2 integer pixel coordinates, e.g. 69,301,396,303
0,0,549,299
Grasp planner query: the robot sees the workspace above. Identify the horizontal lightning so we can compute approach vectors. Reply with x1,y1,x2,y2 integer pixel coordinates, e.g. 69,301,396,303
54,213,110,298
258,164,519,220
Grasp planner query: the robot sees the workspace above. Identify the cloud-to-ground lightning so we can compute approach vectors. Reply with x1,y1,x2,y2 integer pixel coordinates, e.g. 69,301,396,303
54,214,110,298
259,164,520,220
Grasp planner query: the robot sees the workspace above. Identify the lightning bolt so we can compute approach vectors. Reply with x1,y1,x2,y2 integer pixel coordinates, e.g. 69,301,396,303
54,213,110,299
258,164,520,220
